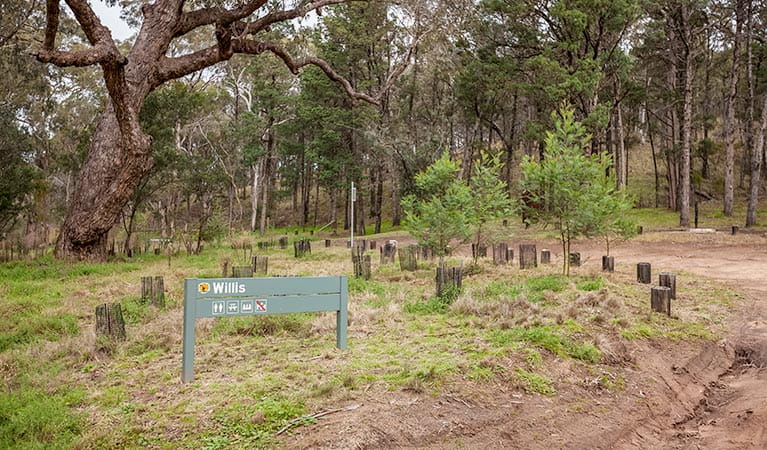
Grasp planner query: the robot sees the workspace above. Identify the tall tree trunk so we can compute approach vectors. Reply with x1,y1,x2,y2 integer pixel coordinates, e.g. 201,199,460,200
615,94,627,189
746,95,767,227
55,102,151,261
250,161,261,232
259,129,273,235
723,0,743,216
679,6,693,228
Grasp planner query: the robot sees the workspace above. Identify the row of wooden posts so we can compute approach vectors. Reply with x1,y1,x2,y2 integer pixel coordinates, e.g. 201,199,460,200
636,262,677,316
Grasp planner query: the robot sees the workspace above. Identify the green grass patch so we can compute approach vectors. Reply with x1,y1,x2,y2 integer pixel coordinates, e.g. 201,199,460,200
489,326,601,363
0,388,85,449
514,368,555,395
576,277,605,292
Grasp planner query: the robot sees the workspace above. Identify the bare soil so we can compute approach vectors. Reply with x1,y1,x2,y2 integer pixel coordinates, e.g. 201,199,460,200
282,233,767,449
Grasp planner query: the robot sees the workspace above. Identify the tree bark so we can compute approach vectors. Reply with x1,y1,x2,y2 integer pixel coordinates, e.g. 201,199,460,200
723,0,743,217
679,5,693,228
746,95,767,227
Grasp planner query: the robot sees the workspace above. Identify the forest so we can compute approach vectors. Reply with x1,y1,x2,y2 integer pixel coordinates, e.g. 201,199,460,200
4,1,767,449
1,0,765,258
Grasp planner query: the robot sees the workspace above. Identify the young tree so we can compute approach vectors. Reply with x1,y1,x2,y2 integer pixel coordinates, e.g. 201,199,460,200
402,152,472,263
521,106,630,276
467,155,514,263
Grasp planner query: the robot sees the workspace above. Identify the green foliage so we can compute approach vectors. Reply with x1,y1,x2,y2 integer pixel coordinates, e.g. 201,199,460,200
490,326,601,363
577,277,605,292
520,105,634,275
403,152,472,257
467,155,515,261
0,109,40,237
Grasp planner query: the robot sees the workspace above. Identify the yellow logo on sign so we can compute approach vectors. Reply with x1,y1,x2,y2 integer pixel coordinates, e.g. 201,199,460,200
198,282,210,294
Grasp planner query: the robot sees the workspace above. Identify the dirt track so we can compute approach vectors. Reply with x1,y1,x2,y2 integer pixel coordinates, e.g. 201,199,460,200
284,233,767,449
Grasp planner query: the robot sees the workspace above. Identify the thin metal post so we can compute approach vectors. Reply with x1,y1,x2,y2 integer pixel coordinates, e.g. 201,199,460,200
181,279,196,383
337,276,348,350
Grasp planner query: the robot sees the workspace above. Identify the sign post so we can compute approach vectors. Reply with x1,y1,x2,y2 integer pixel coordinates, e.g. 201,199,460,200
182,276,348,383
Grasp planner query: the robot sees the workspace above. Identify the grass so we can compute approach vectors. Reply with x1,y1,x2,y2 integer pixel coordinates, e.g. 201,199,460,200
0,229,742,447
489,326,602,363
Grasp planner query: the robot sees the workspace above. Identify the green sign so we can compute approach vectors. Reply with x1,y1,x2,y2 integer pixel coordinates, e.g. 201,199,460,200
182,276,348,383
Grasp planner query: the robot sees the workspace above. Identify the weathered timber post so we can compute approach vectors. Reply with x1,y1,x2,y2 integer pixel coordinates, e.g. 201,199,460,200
354,240,367,252
569,252,581,267
436,262,463,298
507,248,514,262
221,258,230,278
732,226,739,235
369,240,376,250
602,256,614,273
471,244,487,259
140,276,165,307
95,303,126,344
650,286,671,316
638,225,643,235
519,244,537,269
658,272,676,299
294,239,311,257
279,237,288,249
380,241,397,264
540,249,551,265
419,245,434,261
352,252,371,280
399,245,418,271
252,256,268,275
492,243,509,265
232,265,254,277
637,262,651,284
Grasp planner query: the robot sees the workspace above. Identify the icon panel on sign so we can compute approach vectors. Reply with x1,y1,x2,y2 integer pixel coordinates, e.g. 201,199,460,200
226,300,240,314
212,301,225,315
255,300,268,312
240,300,254,313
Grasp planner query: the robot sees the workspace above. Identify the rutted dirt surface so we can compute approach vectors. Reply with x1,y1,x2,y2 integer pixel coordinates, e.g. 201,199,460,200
283,234,767,449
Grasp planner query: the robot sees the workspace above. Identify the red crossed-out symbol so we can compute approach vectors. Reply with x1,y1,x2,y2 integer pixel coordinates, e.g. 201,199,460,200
255,300,267,312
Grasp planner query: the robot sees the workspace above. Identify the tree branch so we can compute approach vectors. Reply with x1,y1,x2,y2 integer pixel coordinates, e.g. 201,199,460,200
175,0,269,38
237,40,379,104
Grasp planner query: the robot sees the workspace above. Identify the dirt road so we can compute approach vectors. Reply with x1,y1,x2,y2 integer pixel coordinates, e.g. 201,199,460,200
285,233,767,449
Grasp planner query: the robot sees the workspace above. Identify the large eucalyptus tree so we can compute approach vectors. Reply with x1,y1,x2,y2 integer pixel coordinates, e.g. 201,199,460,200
37,0,415,260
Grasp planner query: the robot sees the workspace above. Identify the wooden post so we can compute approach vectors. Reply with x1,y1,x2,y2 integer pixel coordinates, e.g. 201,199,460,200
506,248,514,262
651,286,671,316
492,243,509,265
732,225,739,235
519,244,537,269
399,245,418,271
638,225,643,235
380,241,397,264
637,262,651,284
252,256,268,275
659,272,676,299
294,239,311,257
436,262,463,298
232,265,254,277
221,258,230,278
569,252,581,267
279,237,288,249
602,256,614,273
540,249,551,265
419,246,433,261
95,303,126,343
472,244,487,259
352,253,371,280
369,240,376,250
